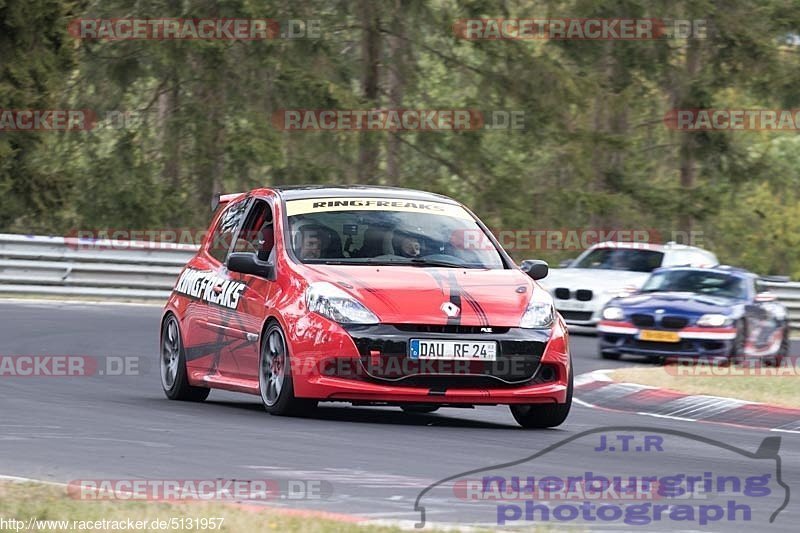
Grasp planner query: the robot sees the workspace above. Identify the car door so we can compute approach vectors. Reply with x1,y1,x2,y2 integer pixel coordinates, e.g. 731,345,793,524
199,197,251,378
213,197,277,379
177,198,249,379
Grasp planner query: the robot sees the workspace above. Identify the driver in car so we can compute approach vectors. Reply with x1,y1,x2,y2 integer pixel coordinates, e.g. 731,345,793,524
298,229,322,260
393,231,421,258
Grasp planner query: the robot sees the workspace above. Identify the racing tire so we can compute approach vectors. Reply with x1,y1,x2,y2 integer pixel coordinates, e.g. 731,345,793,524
160,315,210,402
600,350,621,360
768,325,790,367
259,321,318,417
401,405,440,414
727,320,747,365
509,366,573,429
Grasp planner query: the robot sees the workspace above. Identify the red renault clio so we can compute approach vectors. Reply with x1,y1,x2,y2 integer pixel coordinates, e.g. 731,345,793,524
160,186,572,428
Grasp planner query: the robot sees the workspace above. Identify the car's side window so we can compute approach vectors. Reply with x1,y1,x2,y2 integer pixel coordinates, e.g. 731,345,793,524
234,199,275,262
208,199,249,263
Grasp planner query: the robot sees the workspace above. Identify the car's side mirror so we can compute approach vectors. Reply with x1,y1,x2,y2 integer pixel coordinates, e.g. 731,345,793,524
520,259,549,280
559,259,573,268
755,291,777,303
227,252,275,280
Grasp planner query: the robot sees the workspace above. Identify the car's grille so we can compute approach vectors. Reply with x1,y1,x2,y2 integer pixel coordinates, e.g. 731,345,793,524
554,288,571,299
576,289,593,301
559,311,593,322
660,316,689,329
344,326,547,386
394,324,510,335
630,339,694,352
631,314,655,327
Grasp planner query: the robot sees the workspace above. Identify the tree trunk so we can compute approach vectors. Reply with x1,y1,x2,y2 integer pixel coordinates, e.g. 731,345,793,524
385,0,406,186
357,0,381,183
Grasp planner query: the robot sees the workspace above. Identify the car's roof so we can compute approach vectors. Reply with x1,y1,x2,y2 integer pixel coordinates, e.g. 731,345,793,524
590,241,712,253
262,185,460,204
652,265,755,278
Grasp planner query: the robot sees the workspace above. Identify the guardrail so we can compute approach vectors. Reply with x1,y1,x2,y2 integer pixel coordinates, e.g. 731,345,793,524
0,233,196,300
0,234,798,332
760,280,800,333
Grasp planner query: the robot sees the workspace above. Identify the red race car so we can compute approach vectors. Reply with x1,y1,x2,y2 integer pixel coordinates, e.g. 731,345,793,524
160,186,572,428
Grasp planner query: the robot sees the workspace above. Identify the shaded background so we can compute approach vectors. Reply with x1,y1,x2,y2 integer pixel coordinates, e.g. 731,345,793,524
2,0,800,276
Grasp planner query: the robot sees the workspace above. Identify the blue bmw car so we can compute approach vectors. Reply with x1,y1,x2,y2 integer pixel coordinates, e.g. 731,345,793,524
597,266,790,363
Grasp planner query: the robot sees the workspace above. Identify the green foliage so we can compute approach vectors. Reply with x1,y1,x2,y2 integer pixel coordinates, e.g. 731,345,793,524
0,0,798,277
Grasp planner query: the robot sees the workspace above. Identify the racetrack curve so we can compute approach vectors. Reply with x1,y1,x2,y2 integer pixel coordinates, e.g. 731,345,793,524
1,300,798,530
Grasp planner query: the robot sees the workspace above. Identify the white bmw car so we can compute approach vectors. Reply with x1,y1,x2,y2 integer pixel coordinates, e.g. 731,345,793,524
540,242,718,329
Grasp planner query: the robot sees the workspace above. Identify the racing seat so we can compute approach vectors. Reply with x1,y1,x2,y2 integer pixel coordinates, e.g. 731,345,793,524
292,223,343,259
257,224,275,262
356,227,393,258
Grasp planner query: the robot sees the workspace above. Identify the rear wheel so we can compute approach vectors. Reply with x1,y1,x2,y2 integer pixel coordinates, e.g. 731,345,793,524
160,315,210,402
510,366,573,429
259,321,317,416
768,325,790,366
401,405,440,414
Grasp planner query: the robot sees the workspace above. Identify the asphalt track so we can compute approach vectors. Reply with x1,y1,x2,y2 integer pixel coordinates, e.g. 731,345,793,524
1,300,798,531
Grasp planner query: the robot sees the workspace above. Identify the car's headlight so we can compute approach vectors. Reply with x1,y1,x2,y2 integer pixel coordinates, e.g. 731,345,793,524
305,282,379,324
696,314,730,327
602,307,625,321
520,302,554,329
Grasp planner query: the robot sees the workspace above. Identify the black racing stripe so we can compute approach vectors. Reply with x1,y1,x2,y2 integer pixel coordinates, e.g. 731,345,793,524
461,289,489,326
185,341,229,362
444,271,462,326
327,267,402,314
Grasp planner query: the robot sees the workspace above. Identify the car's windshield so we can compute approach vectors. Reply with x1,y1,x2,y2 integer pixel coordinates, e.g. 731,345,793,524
572,248,664,272
641,270,748,299
284,197,505,269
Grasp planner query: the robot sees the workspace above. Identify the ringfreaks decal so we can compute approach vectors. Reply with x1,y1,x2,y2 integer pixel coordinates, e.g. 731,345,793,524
174,269,245,309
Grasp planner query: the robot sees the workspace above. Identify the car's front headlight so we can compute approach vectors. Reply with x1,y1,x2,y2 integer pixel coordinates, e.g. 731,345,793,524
602,307,625,321
305,282,379,324
520,302,554,329
696,313,731,327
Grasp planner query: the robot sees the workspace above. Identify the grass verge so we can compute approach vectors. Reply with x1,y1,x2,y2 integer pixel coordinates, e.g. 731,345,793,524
0,481,399,533
610,365,800,408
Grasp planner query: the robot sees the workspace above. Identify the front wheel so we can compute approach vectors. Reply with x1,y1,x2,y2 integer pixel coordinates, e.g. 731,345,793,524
259,322,317,416
401,405,440,414
727,320,747,364
160,315,210,402
510,366,573,429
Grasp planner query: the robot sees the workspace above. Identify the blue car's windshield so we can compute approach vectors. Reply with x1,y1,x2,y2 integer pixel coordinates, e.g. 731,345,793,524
641,270,748,299
572,248,664,272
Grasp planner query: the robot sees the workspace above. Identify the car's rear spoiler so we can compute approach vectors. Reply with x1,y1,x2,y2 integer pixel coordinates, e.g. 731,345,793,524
211,192,244,212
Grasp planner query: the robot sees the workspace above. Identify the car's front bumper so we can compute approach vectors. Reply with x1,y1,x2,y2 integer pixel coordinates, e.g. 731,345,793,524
597,320,736,358
288,318,571,405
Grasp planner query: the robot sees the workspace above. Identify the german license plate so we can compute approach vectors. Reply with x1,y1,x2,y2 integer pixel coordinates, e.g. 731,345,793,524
409,339,497,361
638,330,680,343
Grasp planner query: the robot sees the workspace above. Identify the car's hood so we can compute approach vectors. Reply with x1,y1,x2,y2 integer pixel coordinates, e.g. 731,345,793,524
613,291,739,316
542,268,650,292
301,265,536,326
